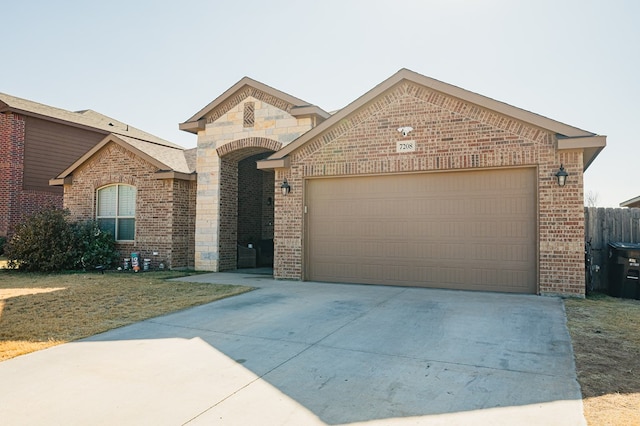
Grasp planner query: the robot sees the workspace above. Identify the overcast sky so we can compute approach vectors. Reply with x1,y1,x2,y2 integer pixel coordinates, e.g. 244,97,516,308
2,0,637,207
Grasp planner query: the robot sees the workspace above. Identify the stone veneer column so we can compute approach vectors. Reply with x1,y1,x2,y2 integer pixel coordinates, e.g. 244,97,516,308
194,139,222,271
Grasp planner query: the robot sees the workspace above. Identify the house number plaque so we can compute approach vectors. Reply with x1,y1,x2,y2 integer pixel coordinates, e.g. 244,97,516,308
396,140,416,153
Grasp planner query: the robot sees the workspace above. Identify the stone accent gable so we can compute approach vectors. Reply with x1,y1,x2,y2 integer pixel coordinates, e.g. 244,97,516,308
205,87,295,124
201,96,314,150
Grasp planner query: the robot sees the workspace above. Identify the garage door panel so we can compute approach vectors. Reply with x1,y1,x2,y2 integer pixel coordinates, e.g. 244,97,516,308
306,168,537,293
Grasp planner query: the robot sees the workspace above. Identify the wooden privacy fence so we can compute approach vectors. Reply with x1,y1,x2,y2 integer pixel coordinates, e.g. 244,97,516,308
584,207,640,291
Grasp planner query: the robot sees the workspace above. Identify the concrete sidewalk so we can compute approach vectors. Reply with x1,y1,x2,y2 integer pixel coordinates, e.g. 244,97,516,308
0,272,585,425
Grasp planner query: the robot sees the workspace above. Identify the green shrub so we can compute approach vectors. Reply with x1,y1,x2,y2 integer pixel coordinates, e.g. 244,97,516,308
72,220,119,270
0,236,6,256
5,207,76,271
4,207,119,272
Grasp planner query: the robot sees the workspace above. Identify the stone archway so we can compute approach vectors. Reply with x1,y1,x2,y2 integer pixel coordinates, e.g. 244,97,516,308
217,138,280,270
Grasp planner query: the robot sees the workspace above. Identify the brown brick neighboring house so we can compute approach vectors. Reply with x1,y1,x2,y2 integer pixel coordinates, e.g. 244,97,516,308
0,92,187,239
1,93,110,238
183,68,606,296
50,134,196,269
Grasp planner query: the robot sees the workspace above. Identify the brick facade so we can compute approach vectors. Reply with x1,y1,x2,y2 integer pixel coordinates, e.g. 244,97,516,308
63,142,196,269
0,112,62,238
272,81,586,296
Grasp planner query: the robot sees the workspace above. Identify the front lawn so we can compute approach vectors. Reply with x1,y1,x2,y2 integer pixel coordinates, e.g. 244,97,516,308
0,270,252,361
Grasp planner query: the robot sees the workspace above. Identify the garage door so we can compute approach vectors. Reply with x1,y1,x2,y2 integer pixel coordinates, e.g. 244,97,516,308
305,168,537,293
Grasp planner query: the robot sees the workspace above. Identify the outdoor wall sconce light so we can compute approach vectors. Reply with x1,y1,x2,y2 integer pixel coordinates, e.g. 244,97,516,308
281,179,291,196
555,164,569,187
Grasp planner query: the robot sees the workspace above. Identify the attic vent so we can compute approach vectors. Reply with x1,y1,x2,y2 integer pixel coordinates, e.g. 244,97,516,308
243,102,255,128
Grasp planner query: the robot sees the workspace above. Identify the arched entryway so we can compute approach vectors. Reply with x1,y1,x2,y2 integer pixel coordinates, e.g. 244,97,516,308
217,138,280,271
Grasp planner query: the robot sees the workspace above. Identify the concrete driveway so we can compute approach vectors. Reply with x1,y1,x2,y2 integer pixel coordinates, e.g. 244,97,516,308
0,272,585,425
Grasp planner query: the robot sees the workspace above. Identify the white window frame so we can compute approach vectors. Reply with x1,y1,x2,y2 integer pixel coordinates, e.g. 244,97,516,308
96,184,136,242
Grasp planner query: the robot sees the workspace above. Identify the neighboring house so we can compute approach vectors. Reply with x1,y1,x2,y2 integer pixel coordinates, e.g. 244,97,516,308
0,92,195,269
620,196,640,208
1,93,109,237
182,68,606,296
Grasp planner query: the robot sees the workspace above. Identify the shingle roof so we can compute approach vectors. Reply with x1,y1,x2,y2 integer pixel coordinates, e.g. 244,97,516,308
115,135,195,174
1,91,195,180
51,133,196,185
0,92,182,149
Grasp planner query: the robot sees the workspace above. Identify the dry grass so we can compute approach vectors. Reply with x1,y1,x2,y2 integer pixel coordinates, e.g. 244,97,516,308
564,293,640,426
0,269,253,361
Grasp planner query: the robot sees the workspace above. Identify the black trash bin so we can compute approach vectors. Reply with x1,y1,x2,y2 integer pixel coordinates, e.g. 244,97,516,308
608,242,640,300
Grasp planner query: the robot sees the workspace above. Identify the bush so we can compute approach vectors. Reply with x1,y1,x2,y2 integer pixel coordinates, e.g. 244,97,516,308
5,207,118,272
72,220,119,270
5,208,76,271
0,236,6,256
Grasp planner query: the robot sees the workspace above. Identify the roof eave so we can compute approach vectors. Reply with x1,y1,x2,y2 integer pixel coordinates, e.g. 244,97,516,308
178,119,206,134
620,195,640,208
290,105,331,121
49,177,72,186
557,135,607,171
256,157,290,170
2,106,110,135
155,171,197,181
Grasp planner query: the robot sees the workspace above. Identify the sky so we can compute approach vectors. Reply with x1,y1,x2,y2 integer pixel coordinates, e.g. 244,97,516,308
2,0,638,207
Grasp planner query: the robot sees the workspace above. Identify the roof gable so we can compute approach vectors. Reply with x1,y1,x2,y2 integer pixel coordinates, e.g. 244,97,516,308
179,77,330,134
50,134,195,185
258,68,606,171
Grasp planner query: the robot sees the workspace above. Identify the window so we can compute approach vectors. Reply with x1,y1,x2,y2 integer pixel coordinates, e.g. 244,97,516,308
96,184,136,241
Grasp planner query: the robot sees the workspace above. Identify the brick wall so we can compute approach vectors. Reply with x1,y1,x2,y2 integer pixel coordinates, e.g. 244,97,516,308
0,112,24,237
63,142,195,269
238,156,261,243
170,178,196,269
274,81,585,296
0,112,62,238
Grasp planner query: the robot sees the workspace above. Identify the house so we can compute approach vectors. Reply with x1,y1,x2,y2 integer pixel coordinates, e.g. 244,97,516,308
181,68,605,296
1,93,109,237
0,92,195,269
0,93,184,237
50,133,196,269
620,196,640,208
